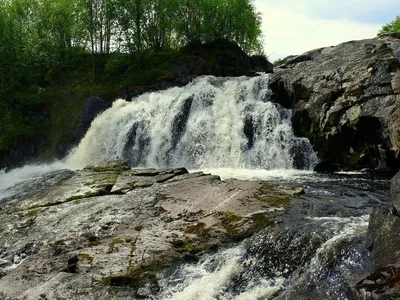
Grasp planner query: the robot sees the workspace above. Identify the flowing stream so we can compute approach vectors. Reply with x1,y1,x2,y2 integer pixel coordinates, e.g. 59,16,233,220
67,75,317,170
0,74,391,299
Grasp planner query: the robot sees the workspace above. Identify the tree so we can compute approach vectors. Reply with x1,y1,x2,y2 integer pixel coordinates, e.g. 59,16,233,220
141,0,175,51
378,16,400,36
173,0,263,54
33,0,87,83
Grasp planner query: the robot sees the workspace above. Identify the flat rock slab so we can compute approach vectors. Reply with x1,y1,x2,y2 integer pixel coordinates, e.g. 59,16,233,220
0,161,297,299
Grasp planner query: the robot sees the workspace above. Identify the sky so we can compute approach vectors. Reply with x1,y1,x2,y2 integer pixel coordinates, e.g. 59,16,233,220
254,0,400,61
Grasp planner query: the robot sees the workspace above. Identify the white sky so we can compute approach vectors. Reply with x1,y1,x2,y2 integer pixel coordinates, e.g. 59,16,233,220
254,0,400,61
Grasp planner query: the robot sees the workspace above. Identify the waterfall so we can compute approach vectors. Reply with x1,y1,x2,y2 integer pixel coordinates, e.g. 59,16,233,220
67,75,317,170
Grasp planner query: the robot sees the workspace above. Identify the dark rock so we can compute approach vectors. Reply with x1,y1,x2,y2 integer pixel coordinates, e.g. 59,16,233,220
290,139,317,170
356,265,400,299
391,171,400,215
54,96,110,160
79,96,110,138
366,208,400,268
364,171,400,298
65,255,79,273
314,161,341,173
171,96,193,150
243,115,255,149
56,142,71,159
0,140,44,171
273,36,400,172
250,55,274,73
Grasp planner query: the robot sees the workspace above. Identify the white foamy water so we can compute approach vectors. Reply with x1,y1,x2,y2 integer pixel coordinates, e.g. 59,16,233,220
67,75,317,170
0,161,72,195
160,246,285,300
196,168,315,181
1,75,318,195
309,215,370,265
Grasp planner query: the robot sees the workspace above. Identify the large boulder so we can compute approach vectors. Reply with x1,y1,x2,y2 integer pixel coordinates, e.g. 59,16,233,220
360,171,400,298
272,36,400,172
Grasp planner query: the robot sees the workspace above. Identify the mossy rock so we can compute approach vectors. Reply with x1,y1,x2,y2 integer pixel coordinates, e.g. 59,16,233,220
23,208,48,217
84,160,130,173
185,222,210,238
254,183,291,208
221,211,276,242
78,253,94,264
108,237,125,252
255,194,290,208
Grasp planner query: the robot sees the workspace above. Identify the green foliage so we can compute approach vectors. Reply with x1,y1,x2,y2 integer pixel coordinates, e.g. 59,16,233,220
0,0,264,157
173,0,263,54
378,16,400,36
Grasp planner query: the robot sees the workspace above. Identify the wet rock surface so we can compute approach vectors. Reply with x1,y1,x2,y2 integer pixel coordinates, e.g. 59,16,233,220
272,35,400,173
0,161,392,299
0,161,295,299
362,171,400,299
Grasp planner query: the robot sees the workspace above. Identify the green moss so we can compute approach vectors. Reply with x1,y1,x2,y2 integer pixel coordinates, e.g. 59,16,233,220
185,222,210,238
224,212,241,222
67,194,86,201
107,286,121,294
221,211,275,242
84,161,129,173
255,194,290,208
23,208,47,217
78,253,94,264
109,237,125,251
24,210,40,217
74,199,81,205
254,183,291,208
248,213,276,232
184,242,194,253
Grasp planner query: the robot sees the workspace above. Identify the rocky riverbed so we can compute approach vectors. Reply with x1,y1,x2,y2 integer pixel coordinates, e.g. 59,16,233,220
0,161,302,299
0,160,397,299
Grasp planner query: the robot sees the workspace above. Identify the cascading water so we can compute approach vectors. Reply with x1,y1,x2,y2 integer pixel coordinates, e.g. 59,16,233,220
67,75,317,170
0,74,391,300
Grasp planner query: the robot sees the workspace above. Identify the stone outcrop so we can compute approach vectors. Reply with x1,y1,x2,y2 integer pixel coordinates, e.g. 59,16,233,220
358,170,400,298
271,35,400,173
0,161,292,299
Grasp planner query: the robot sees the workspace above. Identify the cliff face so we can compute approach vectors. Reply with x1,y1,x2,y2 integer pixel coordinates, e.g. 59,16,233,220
270,35,400,173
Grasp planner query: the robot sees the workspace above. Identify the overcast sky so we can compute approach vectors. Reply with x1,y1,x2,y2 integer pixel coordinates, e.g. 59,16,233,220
254,0,400,61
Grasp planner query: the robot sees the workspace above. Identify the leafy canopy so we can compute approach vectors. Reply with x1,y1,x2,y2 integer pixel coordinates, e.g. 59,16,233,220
378,16,400,36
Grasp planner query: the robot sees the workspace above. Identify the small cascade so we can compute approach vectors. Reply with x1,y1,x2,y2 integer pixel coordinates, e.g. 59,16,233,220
67,75,317,170
158,215,370,300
